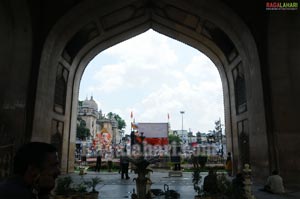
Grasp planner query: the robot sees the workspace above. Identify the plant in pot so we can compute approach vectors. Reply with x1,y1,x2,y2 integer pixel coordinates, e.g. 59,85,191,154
87,177,101,199
192,169,203,199
216,173,233,198
71,180,89,199
53,176,73,199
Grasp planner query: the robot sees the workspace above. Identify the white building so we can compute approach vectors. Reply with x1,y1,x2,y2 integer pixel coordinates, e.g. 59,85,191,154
78,96,99,137
77,96,120,144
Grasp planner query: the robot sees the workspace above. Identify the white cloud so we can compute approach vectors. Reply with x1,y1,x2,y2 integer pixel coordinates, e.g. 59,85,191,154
104,30,178,69
185,54,220,80
92,64,126,92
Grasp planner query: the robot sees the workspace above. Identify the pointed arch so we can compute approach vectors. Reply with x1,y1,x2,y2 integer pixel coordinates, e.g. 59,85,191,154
33,0,268,180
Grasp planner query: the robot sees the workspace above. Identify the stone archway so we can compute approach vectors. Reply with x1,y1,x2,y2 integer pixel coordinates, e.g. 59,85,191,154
32,0,268,180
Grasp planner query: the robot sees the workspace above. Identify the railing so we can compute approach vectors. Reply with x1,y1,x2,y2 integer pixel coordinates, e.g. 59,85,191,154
207,155,225,164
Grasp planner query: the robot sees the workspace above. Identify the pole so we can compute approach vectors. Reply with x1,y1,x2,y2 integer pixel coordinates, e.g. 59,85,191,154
220,118,224,157
180,111,185,141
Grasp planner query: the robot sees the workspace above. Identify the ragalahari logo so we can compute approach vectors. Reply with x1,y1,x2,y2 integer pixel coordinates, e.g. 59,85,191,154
266,2,298,10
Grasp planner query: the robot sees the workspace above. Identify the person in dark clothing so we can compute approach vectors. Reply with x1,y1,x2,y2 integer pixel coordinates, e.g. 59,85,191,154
95,151,102,172
232,173,244,187
120,149,130,179
171,145,181,171
203,169,218,195
0,142,60,199
191,152,199,169
173,155,181,171
232,173,245,198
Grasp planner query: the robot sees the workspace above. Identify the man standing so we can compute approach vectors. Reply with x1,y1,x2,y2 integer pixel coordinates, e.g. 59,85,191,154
120,149,130,179
0,142,61,199
95,150,102,172
105,151,113,172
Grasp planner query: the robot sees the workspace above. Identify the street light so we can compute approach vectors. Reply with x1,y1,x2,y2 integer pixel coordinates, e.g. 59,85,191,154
180,111,185,141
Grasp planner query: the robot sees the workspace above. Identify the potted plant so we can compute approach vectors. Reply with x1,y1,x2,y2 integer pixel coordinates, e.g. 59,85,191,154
216,173,232,198
71,180,89,199
70,176,102,199
87,177,101,199
53,176,73,199
192,169,203,199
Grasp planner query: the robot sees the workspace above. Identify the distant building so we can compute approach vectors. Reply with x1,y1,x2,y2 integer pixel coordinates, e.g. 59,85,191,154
77,96,121,148
78,96,99,137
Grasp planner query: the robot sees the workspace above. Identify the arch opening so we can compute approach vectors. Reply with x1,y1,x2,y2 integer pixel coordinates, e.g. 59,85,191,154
77,29,226,164
33,0,268,183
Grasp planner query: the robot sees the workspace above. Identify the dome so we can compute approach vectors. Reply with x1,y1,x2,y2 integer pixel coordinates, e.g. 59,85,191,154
82,96,98,111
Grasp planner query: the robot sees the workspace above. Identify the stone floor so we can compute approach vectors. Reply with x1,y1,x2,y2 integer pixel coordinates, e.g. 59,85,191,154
65,169,300,199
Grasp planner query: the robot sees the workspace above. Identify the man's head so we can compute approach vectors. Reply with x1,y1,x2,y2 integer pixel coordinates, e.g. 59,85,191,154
13,142,60,193
208,169,214,175
272,170,279,175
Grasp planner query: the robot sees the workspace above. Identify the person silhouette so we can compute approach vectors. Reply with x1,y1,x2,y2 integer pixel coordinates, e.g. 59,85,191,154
120,149,130,179
225,152,232,176
0,142,60,199
263,170,285,194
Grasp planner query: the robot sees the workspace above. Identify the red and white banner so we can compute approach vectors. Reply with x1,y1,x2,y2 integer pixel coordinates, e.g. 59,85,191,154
136,123,169,145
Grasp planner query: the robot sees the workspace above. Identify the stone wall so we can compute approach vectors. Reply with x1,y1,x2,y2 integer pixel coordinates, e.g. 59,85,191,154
267,12,300,187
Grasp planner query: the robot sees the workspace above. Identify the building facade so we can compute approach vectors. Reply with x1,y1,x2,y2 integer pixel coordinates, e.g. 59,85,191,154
77,96,120,150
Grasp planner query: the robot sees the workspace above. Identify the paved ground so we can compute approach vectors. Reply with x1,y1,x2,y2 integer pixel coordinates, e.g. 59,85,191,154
65,169,300,199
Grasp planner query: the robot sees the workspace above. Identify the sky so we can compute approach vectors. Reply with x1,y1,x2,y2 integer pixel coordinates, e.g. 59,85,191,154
79,29,224,135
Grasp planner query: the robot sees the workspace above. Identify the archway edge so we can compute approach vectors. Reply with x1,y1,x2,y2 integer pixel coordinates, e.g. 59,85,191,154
34,0,269,179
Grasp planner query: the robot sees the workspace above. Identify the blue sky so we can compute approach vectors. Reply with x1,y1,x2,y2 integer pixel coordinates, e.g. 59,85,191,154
79,29,224,134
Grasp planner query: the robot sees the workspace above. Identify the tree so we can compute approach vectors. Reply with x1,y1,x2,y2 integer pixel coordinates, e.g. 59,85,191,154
168,134,182,144
107,112,126,130
76,119,90,140
214,118,222,143
196,131,202,144
214,118,224,157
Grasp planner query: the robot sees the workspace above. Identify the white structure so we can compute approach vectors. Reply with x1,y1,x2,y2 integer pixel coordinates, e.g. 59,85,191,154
78,96,99,137
77,96,120,144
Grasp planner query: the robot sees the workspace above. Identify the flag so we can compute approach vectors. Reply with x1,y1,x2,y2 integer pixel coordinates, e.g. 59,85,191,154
131,122,138,129
130,111,133,119
167,113,170,120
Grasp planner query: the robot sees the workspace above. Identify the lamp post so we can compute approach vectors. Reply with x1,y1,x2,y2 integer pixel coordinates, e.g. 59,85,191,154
180,111,185,141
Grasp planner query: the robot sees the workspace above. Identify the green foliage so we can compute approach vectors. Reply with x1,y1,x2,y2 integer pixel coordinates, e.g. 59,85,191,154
55,176,73,195
76,119,90,140
54,175,102,196
90,177,102,192
168,134,182,144
217,173,233,196
192,169,203,196
107,112,126,130
74,181,89,193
